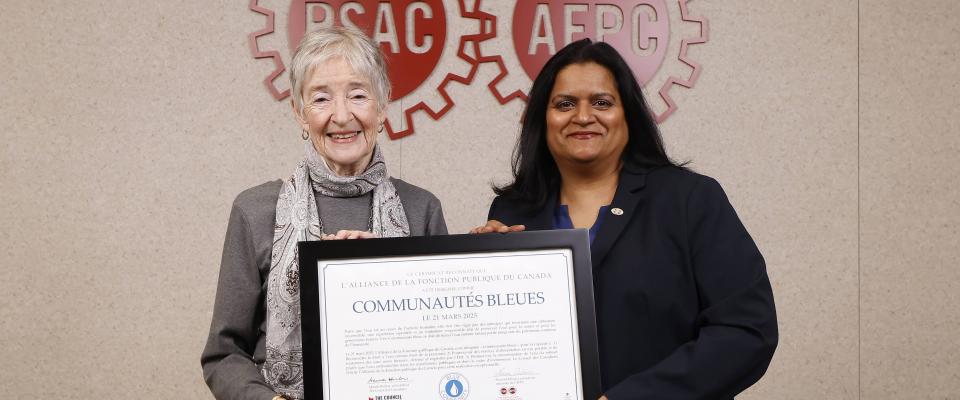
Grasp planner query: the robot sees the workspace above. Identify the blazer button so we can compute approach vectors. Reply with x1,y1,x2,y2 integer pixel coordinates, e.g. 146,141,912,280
611,207,624,216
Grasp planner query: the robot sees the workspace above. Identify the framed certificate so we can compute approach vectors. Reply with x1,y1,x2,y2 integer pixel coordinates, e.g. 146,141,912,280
298,230,601,400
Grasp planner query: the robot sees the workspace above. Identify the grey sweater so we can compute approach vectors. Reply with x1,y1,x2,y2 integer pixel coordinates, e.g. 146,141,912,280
201,178,447,400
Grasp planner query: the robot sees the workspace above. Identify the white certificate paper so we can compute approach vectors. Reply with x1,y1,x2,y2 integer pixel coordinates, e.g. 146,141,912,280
316,249,584,400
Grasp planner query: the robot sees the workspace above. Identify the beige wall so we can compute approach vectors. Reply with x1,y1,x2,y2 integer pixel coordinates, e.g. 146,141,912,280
861,1,960,398
0,0,957,398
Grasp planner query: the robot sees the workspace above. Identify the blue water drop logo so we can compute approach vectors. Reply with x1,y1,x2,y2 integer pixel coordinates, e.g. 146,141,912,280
445,380,463,397
439,373,469,399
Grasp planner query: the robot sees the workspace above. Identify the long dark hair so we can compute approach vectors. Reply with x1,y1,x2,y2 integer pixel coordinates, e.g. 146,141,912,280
494,39,682,208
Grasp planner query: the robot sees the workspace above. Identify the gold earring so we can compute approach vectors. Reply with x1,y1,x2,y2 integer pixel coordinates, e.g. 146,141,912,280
301,129,309,140
378,123,385,133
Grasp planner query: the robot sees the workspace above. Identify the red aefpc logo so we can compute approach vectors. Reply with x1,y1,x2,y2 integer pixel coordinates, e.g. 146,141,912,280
504,0,707,123
513,1,667,87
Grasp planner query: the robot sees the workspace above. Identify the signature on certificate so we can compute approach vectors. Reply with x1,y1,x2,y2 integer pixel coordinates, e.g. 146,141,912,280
368,376,409,383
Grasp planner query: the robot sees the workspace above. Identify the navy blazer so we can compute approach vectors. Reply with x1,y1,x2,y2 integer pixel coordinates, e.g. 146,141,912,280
488,166,777,399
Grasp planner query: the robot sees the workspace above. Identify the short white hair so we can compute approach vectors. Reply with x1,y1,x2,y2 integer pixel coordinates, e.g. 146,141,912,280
289,26,391,113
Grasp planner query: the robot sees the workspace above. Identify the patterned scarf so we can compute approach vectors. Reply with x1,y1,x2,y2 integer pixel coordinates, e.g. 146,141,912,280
262,142,409,398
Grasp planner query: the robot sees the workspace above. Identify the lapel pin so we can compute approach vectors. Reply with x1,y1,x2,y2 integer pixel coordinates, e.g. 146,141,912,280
611,207,624,216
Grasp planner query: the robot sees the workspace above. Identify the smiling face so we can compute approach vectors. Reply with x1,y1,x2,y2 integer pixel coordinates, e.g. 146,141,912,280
294,57,384,176
545,62,629,171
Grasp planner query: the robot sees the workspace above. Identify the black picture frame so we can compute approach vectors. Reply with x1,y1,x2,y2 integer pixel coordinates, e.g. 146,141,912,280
298,229,601,399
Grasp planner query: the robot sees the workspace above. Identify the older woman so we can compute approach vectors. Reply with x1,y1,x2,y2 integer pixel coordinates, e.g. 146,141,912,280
202,26,447,400
474,39,777,399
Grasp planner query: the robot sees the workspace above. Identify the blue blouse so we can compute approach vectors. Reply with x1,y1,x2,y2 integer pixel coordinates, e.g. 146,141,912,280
553,204,610,244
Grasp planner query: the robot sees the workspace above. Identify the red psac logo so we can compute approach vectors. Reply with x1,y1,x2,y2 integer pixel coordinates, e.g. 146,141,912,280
248,0,707,139
287,0,447,101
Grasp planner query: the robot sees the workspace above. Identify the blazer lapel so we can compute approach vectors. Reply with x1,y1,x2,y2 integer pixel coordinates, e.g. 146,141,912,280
590,167,648,267
523,191,558,231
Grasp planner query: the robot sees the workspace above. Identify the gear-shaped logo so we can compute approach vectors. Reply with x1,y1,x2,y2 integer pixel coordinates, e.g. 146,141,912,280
248,0,496,140
478,0,708,124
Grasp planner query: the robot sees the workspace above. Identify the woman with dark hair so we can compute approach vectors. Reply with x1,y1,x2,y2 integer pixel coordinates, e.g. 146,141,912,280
472,39,778,399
